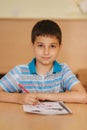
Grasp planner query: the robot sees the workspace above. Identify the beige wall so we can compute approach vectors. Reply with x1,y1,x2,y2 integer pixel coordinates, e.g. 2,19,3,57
0,0,87,19
0,19,87,85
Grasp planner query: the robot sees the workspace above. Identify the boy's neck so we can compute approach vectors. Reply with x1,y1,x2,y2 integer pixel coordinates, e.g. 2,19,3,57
36,61,53,76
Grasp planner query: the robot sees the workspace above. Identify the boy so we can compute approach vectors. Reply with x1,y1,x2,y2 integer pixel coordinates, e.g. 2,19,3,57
0,19,86,105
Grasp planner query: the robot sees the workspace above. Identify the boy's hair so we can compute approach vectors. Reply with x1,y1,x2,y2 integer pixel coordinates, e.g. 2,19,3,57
31,19,62,45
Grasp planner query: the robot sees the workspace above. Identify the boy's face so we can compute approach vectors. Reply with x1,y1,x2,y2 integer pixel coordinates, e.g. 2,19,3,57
32,35,62,66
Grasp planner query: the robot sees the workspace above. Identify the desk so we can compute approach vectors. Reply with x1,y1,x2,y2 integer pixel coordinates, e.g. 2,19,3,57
0,102,87,130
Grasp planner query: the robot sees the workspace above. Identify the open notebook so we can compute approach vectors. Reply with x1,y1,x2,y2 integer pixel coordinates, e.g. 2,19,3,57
23,101,72,115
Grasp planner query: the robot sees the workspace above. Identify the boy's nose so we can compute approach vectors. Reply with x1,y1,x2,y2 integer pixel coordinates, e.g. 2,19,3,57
44,47,49,54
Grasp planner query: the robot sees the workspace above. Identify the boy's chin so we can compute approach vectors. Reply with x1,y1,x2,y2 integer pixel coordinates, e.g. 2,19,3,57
41,61,53,65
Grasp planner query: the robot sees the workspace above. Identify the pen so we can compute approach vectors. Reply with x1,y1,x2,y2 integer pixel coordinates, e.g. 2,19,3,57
18,84,29,93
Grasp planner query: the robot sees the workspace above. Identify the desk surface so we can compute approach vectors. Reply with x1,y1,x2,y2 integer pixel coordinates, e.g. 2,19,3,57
0,102,87,130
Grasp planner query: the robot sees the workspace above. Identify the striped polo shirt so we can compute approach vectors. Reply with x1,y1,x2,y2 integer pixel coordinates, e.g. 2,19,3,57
0,58,80,93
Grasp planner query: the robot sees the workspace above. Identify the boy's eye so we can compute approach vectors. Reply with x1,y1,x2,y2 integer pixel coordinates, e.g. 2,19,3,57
37,44,43,47
51,45,56,48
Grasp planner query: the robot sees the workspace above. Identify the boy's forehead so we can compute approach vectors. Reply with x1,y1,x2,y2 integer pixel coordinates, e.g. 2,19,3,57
35,35,58,41
34,35,59,44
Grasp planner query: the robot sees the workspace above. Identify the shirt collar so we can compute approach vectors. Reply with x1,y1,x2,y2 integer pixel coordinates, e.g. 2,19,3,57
28,58,36,74
28,58,62,74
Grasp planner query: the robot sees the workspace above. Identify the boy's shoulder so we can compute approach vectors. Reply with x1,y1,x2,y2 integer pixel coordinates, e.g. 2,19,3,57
60,62,68,67
59,62,71,71
12,63,30,74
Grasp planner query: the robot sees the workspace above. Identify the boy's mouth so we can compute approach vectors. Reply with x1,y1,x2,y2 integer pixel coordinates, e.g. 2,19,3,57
42,56,51,60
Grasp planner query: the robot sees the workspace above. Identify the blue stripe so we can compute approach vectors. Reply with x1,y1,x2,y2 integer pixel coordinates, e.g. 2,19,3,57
0,80,13,92
0,62,80,93
20,76,62,84
64,76,76,87
11,66,21,75
24,85,59,92
3,76,17,92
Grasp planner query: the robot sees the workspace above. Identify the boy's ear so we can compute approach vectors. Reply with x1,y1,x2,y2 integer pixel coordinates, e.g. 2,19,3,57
31,42,34,47
59,43,63,49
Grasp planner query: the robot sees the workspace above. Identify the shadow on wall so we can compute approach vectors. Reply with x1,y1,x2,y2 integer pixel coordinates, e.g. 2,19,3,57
76,68,87,90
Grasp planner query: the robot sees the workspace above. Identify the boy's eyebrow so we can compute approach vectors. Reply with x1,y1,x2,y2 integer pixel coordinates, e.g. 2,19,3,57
36,42,58,45
36,42,44,44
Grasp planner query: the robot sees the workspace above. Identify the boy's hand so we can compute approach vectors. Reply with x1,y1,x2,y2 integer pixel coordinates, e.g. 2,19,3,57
35,93,46,101
22,93,39,105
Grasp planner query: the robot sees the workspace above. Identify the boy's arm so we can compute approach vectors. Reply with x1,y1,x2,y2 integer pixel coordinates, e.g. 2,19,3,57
0,87,39,105
36,83,87,103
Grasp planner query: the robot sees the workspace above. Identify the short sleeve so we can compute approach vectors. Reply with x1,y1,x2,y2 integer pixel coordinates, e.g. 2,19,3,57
0,66,21,92
61,64,80,90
